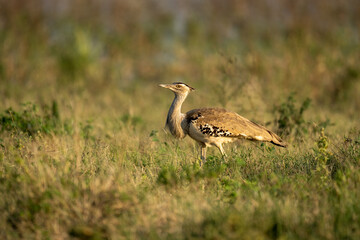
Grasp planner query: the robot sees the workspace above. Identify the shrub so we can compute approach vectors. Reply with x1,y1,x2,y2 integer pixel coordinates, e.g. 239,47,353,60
0,102,57,136
0,101,71,136
273,93,311,138
312,128,333,185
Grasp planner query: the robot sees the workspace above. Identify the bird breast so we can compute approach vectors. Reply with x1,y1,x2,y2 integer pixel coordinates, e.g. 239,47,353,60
166,114,187,139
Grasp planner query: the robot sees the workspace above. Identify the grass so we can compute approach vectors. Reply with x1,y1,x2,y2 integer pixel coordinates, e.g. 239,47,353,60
1,119,359,239
1,1,360,239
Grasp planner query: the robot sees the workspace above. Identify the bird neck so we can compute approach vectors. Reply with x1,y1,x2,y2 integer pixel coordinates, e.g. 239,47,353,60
166,92,188,138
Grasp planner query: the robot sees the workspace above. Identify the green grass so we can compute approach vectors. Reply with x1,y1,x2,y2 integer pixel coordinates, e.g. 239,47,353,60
1,102,359,239
1,1,360,239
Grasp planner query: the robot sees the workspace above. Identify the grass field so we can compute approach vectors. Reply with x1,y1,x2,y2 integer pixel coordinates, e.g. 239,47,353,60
1,1,360,239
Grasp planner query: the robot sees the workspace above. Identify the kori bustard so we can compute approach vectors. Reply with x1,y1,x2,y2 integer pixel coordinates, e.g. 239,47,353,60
159,82,286,163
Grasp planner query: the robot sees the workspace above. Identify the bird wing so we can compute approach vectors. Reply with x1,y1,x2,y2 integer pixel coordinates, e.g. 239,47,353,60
185,108,286,147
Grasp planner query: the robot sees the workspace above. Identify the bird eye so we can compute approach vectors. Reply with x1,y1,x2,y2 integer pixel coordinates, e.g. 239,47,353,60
176,85,180,88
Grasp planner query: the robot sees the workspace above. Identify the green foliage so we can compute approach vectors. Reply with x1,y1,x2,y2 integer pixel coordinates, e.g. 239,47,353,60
312,118,334,135
120,114,143,129
157,165,180,186
273,93,311,138
156,160,223,187
149,130,159,142
220,176,241,204
341,129,360,165
80,119,94,140
202,156,227,178
312,128,333,185
0,102,64,136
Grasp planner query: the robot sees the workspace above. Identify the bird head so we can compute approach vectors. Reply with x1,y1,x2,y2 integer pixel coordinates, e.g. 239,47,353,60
159,82,195,96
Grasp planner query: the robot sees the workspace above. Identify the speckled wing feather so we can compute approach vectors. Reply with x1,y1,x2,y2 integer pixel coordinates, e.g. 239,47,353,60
185,108,286,147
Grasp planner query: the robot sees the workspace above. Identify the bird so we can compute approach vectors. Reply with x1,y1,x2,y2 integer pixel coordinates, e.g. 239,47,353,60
159,82,287,164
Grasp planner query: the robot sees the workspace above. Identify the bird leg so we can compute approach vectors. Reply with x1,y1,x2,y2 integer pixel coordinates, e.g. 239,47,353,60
199,143,207,166
216,144,227,159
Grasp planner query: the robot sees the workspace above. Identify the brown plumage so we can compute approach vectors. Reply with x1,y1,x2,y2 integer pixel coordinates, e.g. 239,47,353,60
159,82,286,164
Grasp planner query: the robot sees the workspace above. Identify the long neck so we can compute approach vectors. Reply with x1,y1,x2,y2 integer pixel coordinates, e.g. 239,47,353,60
165,92,188,139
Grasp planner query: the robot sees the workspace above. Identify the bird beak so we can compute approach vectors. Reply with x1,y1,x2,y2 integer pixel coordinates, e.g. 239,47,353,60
159,84,171,89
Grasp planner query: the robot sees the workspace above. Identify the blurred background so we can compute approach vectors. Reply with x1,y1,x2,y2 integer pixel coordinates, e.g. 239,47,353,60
0,0,359,135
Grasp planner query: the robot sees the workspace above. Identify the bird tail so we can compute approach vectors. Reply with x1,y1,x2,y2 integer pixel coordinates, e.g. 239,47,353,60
268,130,287,148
